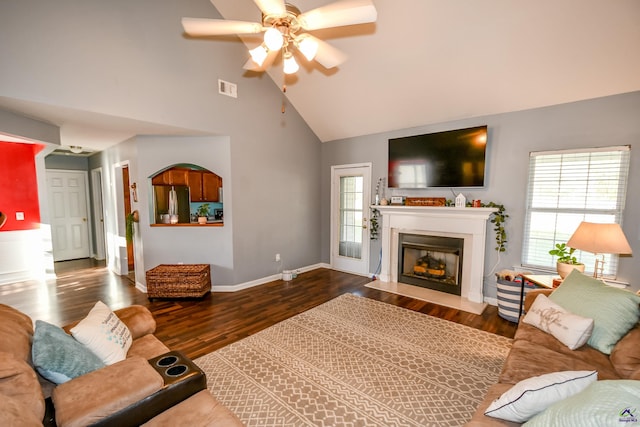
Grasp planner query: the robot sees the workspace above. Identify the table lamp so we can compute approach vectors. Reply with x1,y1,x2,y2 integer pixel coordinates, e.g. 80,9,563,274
566,221,633,279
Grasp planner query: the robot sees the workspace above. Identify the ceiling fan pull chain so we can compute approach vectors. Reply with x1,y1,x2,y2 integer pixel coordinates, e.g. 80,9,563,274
282,83,287,113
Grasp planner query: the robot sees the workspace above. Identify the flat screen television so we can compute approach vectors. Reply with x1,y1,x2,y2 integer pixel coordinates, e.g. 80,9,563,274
388,125,488,188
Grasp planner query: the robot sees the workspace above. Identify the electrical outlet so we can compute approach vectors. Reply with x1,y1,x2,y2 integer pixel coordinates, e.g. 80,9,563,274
275,253,280,262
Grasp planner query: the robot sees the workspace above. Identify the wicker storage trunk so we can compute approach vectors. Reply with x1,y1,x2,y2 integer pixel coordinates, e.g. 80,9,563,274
146,264,211,299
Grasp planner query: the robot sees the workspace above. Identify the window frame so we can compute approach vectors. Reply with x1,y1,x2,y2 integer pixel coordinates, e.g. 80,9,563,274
521,145,631,278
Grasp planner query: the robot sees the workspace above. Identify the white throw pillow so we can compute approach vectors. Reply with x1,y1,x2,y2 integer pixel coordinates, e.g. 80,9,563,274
523,294,594,350
484,370,597,423
70,301,132,365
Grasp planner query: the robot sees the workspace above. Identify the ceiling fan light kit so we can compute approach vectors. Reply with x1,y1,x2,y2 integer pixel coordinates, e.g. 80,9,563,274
181,0,377,76
283,51,299,74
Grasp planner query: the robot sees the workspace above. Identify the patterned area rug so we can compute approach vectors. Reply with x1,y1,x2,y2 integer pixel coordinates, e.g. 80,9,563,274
194,294,511,426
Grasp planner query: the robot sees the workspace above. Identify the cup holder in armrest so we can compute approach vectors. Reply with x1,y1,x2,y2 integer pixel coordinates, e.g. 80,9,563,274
90,351,207,427
156,355,179,367
166,364,188,377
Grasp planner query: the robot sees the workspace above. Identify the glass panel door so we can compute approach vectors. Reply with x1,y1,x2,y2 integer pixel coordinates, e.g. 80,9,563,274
339,175,364,259
331,164,371,276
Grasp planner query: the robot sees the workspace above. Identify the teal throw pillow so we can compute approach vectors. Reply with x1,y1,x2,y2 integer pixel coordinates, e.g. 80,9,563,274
524,380,640,426
32,320,105,384
549,270,640,354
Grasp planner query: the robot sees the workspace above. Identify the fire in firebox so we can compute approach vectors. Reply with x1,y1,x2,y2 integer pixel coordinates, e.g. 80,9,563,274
413,253,446,279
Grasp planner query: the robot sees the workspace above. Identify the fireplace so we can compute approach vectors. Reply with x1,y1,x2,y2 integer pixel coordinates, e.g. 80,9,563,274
376,205,496,304
398,233,463,295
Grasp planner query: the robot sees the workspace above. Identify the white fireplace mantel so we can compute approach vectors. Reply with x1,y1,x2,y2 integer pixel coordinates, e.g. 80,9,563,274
375,205,496,304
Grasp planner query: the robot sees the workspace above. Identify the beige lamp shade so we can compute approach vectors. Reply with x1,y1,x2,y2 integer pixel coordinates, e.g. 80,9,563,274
567,222,633,255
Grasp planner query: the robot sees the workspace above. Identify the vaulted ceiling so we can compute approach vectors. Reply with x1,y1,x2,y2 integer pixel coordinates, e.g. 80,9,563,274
2,0,639,150
211,0,640,142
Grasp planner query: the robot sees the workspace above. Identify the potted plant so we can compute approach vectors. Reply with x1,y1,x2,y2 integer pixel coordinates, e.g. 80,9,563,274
549,243,585,278
196,204,210,224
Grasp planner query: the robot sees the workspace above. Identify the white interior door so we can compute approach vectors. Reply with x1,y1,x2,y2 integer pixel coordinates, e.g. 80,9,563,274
47,170,91,261
331,164,371,276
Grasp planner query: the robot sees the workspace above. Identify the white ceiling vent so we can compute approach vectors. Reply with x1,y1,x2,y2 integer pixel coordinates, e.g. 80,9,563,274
218,79,237,98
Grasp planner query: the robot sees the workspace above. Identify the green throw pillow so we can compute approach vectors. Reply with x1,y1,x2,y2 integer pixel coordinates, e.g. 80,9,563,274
32,320,105,384
549,270,640,354
524,380,640,426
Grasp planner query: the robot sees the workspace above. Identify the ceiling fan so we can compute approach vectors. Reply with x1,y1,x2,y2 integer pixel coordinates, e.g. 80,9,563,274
181,0,377,74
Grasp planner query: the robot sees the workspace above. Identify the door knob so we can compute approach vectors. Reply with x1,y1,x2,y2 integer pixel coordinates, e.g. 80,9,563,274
82,218,87,222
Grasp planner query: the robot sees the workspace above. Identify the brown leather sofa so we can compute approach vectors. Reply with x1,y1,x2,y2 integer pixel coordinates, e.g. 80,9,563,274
466,288,640,426
0,303,243,427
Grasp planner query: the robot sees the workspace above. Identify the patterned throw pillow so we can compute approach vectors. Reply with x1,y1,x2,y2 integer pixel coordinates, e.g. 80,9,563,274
71,301,132,365
523,294,594,350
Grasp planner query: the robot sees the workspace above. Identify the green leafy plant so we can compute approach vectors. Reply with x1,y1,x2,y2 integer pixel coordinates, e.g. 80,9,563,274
549,243,582,265
196,204,210,217
484,201,508,253
370,208,380,240
125,211,138,244
444,199,509,252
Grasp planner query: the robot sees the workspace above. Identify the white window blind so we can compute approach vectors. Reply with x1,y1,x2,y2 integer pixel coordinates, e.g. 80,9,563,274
522,146,630,277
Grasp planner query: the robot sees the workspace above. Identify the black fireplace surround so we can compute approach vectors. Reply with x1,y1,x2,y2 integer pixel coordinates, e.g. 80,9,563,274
398,233,464,296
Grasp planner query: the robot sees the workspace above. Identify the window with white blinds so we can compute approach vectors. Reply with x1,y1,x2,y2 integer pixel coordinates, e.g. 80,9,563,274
522,146,630,277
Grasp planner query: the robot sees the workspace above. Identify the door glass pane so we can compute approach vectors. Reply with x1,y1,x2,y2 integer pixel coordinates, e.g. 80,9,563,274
339,175,363,259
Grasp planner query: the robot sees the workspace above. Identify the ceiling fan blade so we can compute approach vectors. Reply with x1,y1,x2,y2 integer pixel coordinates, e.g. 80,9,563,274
298,0,377,31
181,18,263,36
306,35,348,69
253,0,286,16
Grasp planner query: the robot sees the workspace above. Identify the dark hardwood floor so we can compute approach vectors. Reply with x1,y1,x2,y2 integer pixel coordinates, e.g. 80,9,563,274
0,259,517,360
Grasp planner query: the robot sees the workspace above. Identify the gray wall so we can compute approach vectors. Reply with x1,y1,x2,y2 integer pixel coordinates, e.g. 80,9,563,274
45,154,89,171
321,91,640,297
50,0,324,287
134,135,234,286
0,109,60,146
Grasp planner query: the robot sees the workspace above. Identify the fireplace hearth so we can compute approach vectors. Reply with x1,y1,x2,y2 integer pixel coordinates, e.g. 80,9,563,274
398,233,463,295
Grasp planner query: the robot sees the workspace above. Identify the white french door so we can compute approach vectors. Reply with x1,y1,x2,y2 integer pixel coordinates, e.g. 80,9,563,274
330,164,371,276
47,170,91,261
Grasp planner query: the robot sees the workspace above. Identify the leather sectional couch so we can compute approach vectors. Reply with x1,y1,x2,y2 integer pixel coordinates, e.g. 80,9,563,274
466,281,640,426
0,302,243,427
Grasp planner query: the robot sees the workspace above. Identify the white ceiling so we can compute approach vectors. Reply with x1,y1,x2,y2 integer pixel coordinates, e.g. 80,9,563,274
212,0,640,142
2,0,640,150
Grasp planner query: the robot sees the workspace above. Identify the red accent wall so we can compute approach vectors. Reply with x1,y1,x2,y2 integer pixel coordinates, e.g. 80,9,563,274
0,142,45,231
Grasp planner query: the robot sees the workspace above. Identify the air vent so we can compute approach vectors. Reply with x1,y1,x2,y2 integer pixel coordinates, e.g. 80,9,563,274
218,79,237,98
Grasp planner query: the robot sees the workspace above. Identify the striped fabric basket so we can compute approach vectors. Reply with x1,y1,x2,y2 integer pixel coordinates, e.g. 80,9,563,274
496,277,536,323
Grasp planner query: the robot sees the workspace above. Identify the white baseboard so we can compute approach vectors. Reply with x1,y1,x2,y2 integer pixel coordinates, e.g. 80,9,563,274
135,281,147,293
211,263,329,293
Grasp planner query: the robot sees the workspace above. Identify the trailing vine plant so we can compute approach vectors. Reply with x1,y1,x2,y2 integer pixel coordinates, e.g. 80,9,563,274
370,208,380,240
484,201,508,253
125,210,139,244
445,199,509,252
